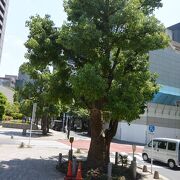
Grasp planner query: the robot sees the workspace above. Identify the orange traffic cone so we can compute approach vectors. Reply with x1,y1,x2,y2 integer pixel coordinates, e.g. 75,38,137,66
64,160,73,180
76,162,83,180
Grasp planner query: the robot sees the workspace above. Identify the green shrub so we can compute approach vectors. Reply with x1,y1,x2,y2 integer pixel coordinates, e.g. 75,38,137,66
11,113,23,120
3,115,13,121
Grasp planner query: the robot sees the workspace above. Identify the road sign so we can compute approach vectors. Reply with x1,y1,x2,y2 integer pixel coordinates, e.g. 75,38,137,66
149,124,155,133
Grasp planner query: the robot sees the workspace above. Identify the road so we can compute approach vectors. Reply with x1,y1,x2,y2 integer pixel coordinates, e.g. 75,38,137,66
140,159,180,180
126,152,180,180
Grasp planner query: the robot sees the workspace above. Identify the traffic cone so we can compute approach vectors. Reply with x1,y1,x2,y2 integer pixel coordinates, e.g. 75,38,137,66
64,160,73,180
76,162,83,180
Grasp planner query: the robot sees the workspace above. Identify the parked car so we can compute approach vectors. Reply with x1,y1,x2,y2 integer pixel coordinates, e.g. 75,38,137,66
52,120,63,131
142,138,180,169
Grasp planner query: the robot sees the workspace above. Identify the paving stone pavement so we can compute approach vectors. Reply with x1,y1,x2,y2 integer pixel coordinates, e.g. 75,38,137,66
0,127,70,180
0,144,65,180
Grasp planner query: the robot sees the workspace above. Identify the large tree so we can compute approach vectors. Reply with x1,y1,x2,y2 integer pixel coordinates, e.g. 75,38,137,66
25,0,169,168
16,62,62,135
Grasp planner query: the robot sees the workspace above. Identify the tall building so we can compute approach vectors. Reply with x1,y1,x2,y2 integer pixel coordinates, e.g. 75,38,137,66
0,0,9,62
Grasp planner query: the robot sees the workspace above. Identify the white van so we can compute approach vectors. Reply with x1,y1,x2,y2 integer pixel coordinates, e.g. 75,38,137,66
142,138,180,169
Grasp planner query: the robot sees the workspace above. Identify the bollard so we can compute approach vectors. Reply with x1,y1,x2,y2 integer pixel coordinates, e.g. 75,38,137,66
154,171,159,179
115,152,118,165
58,153,62,166
130,157,137,180
68,149,73,161
72,157,77,177
142,165,148,172
107,162,112,180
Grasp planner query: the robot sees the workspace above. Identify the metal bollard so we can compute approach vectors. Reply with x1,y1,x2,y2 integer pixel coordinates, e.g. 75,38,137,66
72,157,77,177
58,153,62,166
68,150,73,161
131,157,137,180
115,152,118,165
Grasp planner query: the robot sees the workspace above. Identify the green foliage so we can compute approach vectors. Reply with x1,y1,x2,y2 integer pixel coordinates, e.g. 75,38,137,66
0,93,7,120
24,1,169,122
24,0,170,168
11,112,23,120
19,99,33,117
17,62,63,120
71,63,108,103
2,115,13,121
5,102,20,116
5,101,23,120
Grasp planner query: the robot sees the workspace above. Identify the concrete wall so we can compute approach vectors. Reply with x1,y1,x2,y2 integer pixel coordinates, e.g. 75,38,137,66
114,103,180,144
149,48,180,89
114,123,147,144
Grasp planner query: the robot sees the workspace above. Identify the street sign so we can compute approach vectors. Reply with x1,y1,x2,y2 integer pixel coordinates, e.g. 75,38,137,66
149,124,155,133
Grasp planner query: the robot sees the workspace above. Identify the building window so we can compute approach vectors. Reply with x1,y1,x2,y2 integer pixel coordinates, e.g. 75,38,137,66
0,0,5,7
0,5,5,15
0,14,3,23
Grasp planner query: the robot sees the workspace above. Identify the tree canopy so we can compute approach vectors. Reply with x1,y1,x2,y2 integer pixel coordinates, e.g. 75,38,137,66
24,0,169,168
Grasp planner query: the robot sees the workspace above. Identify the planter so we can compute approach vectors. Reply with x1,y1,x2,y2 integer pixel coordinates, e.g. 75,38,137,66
2,122,38,130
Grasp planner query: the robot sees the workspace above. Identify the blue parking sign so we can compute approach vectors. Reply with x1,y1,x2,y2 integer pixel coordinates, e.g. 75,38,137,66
149,124,155,133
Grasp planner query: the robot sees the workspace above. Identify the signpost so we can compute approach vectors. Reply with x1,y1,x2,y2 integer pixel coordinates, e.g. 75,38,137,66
132,145,136,160
149,124,155,174
28,103,37,147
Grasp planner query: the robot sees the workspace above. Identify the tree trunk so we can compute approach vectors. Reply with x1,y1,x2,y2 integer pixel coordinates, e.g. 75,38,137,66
104,120,118,165
87,109,118,169
87,109,106,169
47,118,50,133
42,115,48,135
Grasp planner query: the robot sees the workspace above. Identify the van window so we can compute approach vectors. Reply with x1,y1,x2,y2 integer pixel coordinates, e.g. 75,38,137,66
168,142,176,151
157,141,167,149
148,140,158,148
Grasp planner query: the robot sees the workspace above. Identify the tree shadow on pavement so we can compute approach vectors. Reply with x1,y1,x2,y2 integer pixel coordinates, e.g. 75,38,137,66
0,156,63,180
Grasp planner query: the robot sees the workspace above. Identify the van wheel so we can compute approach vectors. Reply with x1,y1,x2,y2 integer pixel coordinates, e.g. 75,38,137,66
142,153,149,161
168,160,176,169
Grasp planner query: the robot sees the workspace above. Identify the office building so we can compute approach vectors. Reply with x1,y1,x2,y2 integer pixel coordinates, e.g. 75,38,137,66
0,0,9,62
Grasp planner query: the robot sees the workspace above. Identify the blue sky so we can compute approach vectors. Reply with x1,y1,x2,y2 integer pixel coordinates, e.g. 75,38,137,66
0,0,180,77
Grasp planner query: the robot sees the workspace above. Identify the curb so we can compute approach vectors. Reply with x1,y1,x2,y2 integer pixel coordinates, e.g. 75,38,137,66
137,165,169,180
